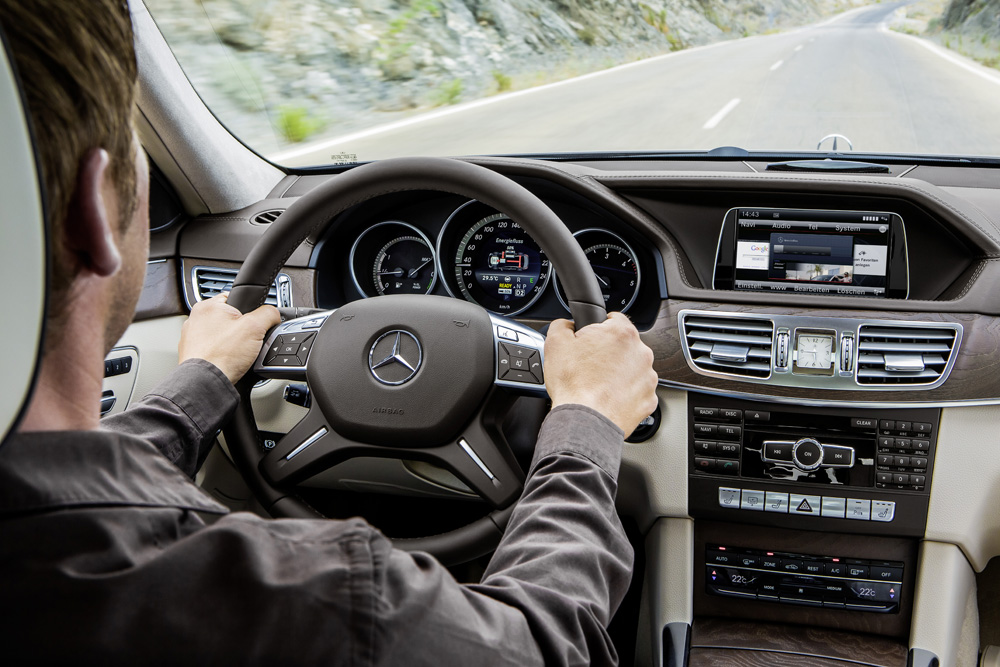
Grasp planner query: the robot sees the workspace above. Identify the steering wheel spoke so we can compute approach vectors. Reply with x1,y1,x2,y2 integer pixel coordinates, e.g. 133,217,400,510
489,315,548,397
253,310,335,381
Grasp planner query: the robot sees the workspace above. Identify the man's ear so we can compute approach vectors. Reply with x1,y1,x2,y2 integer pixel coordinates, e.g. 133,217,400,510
65,148,122,278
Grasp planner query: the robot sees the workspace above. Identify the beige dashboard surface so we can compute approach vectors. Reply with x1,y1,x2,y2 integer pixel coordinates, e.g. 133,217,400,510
926,404,1000,572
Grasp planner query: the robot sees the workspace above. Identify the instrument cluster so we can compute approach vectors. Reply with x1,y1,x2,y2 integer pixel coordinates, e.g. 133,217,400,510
316,192,661,327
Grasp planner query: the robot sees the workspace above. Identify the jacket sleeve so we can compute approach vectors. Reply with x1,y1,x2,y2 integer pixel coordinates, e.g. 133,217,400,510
99,358,239,478
368,403,634,667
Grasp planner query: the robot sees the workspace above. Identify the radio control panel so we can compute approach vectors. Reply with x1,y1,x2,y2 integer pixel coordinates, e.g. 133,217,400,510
688,396,939,536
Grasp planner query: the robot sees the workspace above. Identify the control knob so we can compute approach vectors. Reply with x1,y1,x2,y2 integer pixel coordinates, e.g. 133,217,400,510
792,437,823,471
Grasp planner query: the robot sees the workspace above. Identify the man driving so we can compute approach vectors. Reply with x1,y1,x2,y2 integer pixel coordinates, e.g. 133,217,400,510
0,1,659,664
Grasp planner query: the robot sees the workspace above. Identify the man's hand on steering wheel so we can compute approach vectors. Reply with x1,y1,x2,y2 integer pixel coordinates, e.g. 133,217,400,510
545,312,658,435
179,293,280,383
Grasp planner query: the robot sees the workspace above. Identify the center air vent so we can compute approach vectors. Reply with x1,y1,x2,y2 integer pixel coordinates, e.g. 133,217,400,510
251,209,283,225
681,314,774,379
856,324,960,386
191,266,291,308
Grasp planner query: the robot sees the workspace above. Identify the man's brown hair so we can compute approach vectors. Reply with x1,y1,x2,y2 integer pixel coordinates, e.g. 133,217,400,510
0,0,139,348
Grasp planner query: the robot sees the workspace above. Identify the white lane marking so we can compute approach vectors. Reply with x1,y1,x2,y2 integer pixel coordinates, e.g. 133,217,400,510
794,45,804,52
882,24,1000,88
703,98,741,129
270,36,752,161
770,60,784,71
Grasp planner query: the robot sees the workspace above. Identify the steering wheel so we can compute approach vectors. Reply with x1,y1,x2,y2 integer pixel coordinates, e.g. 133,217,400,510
223,157,606,565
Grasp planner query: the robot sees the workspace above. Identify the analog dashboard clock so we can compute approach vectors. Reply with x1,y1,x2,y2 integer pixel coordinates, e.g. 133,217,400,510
794,332,836,375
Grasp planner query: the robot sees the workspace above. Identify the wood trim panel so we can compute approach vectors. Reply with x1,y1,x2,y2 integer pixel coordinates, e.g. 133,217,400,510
690,619,907,667
641,299,1000,403
134,258,184,321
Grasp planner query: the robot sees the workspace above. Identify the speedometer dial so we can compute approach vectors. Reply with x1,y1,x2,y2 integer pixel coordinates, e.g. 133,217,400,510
555,229,640,313
444,206,551,315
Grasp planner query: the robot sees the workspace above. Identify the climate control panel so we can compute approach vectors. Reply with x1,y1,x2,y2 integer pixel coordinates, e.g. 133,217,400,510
705,544,903,613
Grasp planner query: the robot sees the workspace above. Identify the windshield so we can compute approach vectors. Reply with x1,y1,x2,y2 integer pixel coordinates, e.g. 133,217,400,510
145,0,1000,166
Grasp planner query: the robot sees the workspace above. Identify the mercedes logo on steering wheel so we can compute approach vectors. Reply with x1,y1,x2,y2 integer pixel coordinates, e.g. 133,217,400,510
368,330,423,385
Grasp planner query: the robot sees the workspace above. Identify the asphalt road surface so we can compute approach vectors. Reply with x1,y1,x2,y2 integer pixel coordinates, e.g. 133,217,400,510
274,2,1000,166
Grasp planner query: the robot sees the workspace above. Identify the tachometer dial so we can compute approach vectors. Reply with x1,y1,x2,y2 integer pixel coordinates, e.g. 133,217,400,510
350,221,436,298
439,202,551,315
555,229,640,313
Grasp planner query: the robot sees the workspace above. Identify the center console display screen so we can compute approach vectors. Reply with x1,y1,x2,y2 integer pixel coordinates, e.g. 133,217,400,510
724,208,905,298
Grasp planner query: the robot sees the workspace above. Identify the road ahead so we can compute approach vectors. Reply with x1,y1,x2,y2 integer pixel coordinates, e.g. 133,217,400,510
274,2,1000,165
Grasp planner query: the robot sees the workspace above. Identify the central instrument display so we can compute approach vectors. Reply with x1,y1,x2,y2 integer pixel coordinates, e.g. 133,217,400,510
439,201,551,315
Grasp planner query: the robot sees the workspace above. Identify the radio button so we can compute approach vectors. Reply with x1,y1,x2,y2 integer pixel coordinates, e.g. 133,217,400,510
846,499,871,520
879,420,895,431
911,457,928,469
693,407,718,419
912,439,931,451
821,496,847,518
741,489,766,511
851,417,877,429
763,441,794,462
892,473,910,485
694,440,716,455
894,438,911,450
894,456,911,467
720,408,743,421
913,422,932,434
910,475,926,489
764,492,789,513
878,436,895,449
718,487,741,509
896,421,912,432
789,494,821,516
877,454,894,467
717,424,742,440
876,472,893,485
693,423,717,437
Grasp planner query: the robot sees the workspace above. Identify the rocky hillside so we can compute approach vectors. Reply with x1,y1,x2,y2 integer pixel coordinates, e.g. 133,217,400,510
890,0,1000,70
147,0,871,154
941,0,1000,38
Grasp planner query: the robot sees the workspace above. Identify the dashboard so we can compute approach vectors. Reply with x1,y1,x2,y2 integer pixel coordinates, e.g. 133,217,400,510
159,155,1000,667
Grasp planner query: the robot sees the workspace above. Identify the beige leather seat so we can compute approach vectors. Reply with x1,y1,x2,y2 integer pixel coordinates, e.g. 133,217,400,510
0,30,48,441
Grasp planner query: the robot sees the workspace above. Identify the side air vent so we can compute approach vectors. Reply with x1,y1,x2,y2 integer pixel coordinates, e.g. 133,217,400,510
856,324,960,386
681,314,774,379
251,209,283,225
191,266,291,308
